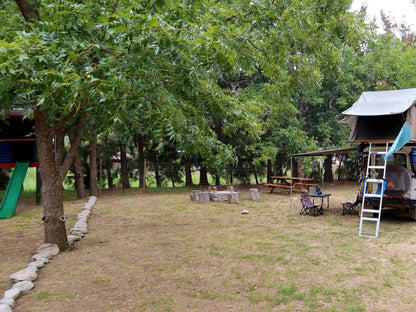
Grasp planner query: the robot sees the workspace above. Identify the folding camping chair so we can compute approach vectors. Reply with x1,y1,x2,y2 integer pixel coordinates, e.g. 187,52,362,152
342,195,360,215
300,193,323,217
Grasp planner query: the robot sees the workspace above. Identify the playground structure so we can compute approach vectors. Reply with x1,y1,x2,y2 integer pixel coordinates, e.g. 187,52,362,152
0,110,39,219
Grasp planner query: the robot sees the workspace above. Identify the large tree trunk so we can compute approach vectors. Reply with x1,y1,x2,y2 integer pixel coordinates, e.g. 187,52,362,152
199,165,209,186
184,156,193,187
120,145,130,189
34,109,84,251
89,133,98,196
41,173,67,251
35,112,67,251
324,156,334,182
267,159,272,183
54,131,65,166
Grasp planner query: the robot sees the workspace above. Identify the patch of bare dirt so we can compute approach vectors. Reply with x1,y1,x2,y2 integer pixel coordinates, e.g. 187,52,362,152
2,182,416,311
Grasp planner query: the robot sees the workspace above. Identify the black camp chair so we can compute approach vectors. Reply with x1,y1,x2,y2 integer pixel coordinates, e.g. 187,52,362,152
342,195,360,215
300,193,323,217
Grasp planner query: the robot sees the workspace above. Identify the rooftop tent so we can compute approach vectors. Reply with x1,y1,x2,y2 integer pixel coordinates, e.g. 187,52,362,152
341,88,416,142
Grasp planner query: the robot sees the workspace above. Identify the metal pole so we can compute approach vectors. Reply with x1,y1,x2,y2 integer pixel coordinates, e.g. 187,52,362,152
290,156,293,197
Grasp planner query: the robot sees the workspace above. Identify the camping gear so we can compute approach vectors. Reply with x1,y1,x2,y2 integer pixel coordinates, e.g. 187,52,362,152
341,88,416,142
300,193,323,217
342,198,360,215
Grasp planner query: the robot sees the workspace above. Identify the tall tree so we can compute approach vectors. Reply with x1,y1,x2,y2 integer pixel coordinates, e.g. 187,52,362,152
1,1,128,250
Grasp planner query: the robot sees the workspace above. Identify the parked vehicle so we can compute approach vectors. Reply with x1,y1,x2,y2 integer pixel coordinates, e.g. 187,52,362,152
341,88,416,219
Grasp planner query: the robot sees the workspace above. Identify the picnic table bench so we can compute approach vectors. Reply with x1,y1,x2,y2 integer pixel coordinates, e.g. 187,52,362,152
263,176,317,193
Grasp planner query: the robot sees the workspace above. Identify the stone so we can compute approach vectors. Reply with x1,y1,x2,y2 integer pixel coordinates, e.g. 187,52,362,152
71,227,88,234
36,243,59,257
3,288,20,300
67,234,82,245
83,203,93,210
0,298,15,308
198,191,210,204
78,210,90,217
242,210,249,214
32,253,54,261
27,258,48,270
10,267,38,282
70,229,85,236
67,234,81,242
74,221,87,229
227,192,239,204
0,304,12,312
250,188,260,201
12,281,34,292
77,215,88,222
190,190,201,201
77,214,89,222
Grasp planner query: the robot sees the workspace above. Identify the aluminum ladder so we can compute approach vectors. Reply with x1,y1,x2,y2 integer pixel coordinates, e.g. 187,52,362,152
359,142,388,238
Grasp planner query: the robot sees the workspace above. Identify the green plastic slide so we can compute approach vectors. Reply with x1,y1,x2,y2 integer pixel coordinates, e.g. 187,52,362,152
0,162,30,219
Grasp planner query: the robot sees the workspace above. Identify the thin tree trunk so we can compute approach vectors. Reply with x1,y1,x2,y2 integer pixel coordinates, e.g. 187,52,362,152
89,133,98,196
106,163,114,189
73,150,86,199
338,155,344,182
120,145,130,189
267,159,272,183
155,157,161,188
296,158,303,177
254,169,259,185
136,135,145,188
184,156,193,187
215,173,220,186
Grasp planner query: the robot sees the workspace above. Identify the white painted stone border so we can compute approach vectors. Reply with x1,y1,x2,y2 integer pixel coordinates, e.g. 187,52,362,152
0,196,97,312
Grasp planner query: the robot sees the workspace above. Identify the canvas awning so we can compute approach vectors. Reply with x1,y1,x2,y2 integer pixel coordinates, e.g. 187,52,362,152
292,146,361,157
343,88,416,116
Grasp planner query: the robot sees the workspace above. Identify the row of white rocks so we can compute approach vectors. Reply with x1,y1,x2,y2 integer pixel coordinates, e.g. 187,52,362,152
0,196,97,312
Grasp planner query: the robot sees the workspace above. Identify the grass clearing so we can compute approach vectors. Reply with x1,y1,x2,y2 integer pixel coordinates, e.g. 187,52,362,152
2,182,416,311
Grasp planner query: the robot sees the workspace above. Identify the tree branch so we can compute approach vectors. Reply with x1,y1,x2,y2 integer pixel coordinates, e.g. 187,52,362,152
59,112,86,181
49,109,78,138
14,0,41,22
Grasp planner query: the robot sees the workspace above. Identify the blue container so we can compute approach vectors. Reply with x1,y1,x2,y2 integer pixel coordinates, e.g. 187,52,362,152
410,147,416,163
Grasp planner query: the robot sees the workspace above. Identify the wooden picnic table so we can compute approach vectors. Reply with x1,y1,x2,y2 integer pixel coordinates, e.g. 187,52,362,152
263,176,317,193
